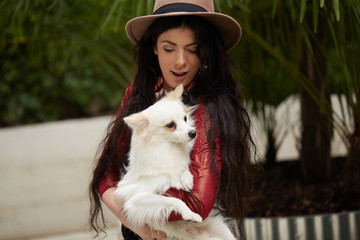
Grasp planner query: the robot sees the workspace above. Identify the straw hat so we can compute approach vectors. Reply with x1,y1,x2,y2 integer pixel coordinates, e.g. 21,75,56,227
125,0,242,51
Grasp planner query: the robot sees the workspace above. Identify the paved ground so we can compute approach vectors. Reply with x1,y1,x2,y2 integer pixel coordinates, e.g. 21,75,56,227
29,228,121,240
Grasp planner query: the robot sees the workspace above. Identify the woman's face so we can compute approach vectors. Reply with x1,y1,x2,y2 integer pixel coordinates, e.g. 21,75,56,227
154,26,201,91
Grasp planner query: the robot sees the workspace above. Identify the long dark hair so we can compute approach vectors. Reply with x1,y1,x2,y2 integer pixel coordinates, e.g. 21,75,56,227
89,15,256,239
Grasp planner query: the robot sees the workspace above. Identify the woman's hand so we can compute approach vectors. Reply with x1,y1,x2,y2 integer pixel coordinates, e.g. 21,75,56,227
119,210,167,240
133,226,167,240
102,187,167,240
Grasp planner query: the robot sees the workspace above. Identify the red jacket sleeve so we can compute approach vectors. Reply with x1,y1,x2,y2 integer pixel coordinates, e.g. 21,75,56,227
166,104,223,221
98,81,134,198
98,171,118,197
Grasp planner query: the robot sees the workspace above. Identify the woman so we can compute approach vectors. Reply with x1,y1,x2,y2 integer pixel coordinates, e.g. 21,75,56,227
89,1,257,239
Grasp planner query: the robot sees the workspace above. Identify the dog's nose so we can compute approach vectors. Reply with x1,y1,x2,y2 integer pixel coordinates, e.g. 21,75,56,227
188,130,197,139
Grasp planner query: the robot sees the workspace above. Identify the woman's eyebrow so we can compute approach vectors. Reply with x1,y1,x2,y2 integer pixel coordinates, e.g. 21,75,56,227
160,40,176,46
160,40,198,47
186,42,198,47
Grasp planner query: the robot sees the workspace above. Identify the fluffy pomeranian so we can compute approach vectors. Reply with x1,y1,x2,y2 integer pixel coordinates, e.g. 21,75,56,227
114,84,235,240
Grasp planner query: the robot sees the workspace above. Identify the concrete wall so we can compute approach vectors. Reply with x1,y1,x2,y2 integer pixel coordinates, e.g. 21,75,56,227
0,116,118,240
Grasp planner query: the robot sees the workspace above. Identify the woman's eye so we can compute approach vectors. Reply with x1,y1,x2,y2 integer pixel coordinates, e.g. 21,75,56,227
166,122,176,129
164,48,174,52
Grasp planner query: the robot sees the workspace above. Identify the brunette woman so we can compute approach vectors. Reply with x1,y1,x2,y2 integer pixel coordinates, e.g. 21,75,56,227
90,1,257,239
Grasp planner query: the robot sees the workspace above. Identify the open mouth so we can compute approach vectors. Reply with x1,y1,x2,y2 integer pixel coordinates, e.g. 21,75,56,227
172,71,187,77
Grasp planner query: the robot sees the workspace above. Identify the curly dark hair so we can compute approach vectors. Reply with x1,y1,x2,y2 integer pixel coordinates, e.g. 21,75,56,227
89,15,257,239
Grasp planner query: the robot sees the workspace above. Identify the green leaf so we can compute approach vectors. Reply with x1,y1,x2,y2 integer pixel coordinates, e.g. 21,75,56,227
313,0,319,32
300,0,307,23
272,0,280,18
320,0,325,8
226,0,233,8
146,0,154,14
113,2,124,32
287,0,296,22
333,0,340,21
100,0,121,30
136,0,145,17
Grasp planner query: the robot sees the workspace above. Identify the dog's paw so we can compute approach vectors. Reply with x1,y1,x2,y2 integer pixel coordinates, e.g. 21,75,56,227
180,171,194,191
181,210,202,223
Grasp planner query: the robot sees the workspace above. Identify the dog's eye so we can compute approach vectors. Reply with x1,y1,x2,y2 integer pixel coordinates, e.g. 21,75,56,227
184,116,187,122
166,122,176,129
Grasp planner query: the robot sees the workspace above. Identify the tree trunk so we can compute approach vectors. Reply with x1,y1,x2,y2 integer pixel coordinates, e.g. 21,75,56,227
299,29,332,183
265,128,277,167
344,89,360,191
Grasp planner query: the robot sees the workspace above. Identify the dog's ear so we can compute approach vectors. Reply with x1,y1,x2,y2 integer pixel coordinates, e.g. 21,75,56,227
123,113,149,134
185,104,199,115
167,84,184,100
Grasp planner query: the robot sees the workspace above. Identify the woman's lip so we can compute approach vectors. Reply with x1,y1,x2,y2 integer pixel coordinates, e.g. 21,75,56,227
171,70,187,76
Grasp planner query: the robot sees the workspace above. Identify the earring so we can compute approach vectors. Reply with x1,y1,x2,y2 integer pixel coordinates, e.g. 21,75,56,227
200,64,208,71
199,64,208,74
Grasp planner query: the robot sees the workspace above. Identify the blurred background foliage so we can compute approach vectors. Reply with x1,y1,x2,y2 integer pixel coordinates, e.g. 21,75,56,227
0,0,133,125
1,0,359,188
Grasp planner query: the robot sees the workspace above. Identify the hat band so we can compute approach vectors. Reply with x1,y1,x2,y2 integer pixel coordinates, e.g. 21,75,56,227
153,3,207,15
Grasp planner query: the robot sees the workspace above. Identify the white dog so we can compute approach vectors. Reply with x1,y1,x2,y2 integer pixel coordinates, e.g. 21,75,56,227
114,84,235,240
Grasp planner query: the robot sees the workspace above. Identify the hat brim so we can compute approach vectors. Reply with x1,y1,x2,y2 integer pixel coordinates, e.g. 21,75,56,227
125,12,242,51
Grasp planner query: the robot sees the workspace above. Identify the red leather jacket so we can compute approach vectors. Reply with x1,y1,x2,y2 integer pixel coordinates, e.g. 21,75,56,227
98,82,223,221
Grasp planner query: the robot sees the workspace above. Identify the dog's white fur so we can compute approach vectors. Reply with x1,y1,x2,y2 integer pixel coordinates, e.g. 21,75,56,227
114,85,235,240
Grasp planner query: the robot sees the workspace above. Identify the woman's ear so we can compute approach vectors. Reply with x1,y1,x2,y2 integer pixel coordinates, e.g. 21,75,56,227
154,47,158,55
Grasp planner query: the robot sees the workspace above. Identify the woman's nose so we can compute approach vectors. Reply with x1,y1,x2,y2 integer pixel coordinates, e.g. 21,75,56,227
175,50,186,67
